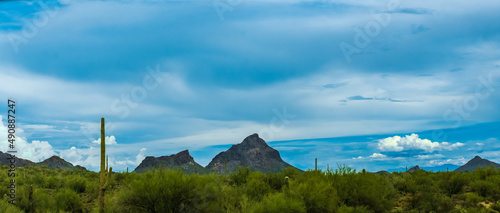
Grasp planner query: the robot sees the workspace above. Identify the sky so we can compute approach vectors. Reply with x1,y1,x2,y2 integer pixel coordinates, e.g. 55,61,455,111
0,0,499,172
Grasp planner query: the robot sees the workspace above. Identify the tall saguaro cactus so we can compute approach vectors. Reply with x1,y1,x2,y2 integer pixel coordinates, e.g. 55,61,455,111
99,118,112,213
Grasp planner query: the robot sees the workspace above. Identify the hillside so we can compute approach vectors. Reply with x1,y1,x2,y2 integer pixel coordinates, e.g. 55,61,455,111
206,133,297,174
134,150,209,174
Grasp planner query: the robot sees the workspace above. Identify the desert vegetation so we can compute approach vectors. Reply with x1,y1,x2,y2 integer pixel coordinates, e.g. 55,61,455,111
0,164,500,212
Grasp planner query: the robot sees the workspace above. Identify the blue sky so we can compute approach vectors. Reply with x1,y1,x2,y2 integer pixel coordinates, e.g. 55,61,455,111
1,0,500,172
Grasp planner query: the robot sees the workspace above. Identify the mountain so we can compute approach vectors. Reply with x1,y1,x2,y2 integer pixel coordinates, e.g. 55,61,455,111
0,152,86,170
134,150,209,174
387,164,460,172
407,165,421,172
421,164,460,172
206,133,297,174
38,155,87,170
454,156,500,172
374,170,390,174
0,151,35,167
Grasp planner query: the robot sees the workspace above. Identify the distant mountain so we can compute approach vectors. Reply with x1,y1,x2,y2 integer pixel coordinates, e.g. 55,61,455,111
0,151,35,167
206,133,298,174
374,170,390,174
455,156,500,172
38,156,86,170
387,164,460,172
421,164,460,172
407,165,421,172
134,150,209,174
0,152,86,170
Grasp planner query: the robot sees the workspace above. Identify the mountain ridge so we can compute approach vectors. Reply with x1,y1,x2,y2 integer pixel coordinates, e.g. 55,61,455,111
454,155,500,172
134,150,209,174
0,151,86,170
205,133,298,174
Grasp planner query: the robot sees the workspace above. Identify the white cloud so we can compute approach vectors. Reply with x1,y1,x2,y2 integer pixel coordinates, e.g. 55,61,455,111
115,148,147,168
353,153,390,161
370,153,387,158
378,133,464,152
0,116,57,162
415,154,444,159
92,135,118,145
429,157,467,166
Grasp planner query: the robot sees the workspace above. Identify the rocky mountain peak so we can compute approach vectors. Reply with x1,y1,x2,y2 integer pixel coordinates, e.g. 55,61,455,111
39,155,85,170
134,150,208,174
206,134,297,174
408,165,420,172
455,155,500,172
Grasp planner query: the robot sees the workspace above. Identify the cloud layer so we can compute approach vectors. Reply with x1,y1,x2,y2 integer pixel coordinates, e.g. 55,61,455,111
378,134,464,152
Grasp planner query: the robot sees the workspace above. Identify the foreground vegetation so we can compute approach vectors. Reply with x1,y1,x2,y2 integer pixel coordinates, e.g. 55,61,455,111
1,165,500,213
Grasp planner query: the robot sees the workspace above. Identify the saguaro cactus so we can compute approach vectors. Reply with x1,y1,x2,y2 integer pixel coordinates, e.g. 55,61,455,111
315,158,317,171
99,118,112,213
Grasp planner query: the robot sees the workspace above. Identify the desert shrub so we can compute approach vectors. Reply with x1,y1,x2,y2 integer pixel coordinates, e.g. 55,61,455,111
55,188,83,213
46,175,62,189
230,166,252,186
283,167,301,177
471,180,500,199
67,175,87,193
188,174,225,212
392,173,416,194
409,191,454,213
491,202,500,211
267,172,286,191
464,192,483,207
250,192,306,213
337,204,373,213
218,184,244,212
245,171,271,200
85,177,100,200
332,171,396,212
0,198,23,213
288,171,339,213
473,166,499,180
118,169,196,212
33,188,56,212
440,172,469,196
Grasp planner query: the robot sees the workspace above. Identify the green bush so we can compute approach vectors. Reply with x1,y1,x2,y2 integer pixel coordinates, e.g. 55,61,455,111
245,171,271,200
67,175,87,193
55,188,83,212
119,169,196,212
440,172,469,196
288,171,339,213
471,180,499,199
230,166,252,186
464,193,483,207
250,192,306,213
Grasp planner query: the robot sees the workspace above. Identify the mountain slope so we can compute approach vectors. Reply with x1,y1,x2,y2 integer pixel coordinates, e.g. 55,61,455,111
454,156,500,172
134,150,209,174
206,133,297,174
0,152,86,170
0,151,35,167
38,155,87,170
